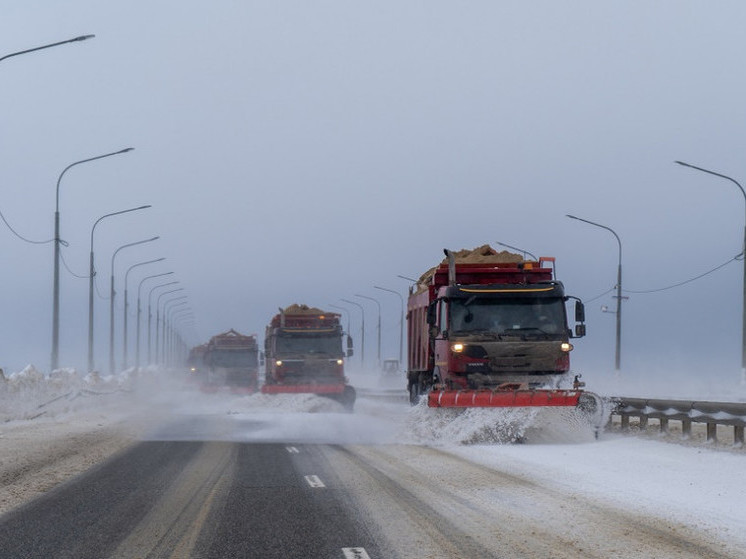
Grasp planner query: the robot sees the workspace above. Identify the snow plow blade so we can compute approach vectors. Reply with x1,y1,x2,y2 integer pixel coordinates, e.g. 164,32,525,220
428,388,583,408
261,384,345,394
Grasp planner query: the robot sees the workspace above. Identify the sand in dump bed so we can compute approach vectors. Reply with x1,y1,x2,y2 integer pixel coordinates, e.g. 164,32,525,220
282,303,326,315
416,244,524,291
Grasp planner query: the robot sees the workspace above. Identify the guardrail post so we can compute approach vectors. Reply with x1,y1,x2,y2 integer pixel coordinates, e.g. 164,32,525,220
735,426,744,447
682,419,691,439
659,417,668,434
706,422,717,443
639,415,648,430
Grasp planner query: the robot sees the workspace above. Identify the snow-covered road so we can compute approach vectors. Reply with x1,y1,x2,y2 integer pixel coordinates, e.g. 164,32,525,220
0,367,744,557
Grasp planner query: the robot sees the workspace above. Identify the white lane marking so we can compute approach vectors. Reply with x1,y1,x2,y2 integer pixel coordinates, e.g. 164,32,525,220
342,548,371,559
286,446,299,453
304,474,326,488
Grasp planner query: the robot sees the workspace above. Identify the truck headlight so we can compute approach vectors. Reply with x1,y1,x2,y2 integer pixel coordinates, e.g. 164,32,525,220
275,360,283,366
560,342,573,352
336,359,343,365
451,343,464,353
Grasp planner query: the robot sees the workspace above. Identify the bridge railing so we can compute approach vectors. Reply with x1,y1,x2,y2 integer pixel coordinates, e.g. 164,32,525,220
609,397,746,446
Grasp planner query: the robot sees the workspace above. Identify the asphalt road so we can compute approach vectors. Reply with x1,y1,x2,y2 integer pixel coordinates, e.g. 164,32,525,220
0,434,381,559
0,412,740,559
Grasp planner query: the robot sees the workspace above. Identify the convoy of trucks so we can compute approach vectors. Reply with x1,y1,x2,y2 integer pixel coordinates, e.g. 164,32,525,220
184,244,596,417
188,305,355,409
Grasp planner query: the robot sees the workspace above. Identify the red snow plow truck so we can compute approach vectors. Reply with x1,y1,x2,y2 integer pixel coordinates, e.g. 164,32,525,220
407,246,597,411
203,329,260,392
262,304,356,410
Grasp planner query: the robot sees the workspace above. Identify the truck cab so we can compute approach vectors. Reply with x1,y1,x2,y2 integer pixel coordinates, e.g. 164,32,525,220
428,282,584,390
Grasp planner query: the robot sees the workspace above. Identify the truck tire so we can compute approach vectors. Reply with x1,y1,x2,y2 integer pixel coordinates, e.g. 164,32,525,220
408,381,420,405
409,372,431,405
341,385,356,412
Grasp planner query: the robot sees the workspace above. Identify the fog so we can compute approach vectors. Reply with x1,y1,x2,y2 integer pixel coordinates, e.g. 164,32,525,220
3,3,746,397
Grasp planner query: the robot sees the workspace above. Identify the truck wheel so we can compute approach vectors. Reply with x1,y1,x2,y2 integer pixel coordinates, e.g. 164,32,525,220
341,385,356,412
408,381,420,405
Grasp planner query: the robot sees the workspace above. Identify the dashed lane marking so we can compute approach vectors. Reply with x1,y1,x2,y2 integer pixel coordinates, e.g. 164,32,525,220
342,548,371,559
304,474,325,488
286,446,300,453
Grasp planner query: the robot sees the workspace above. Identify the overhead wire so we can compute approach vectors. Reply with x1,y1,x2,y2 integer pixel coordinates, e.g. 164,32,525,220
59,247,89,279
583,286,617,304
94,271,109,300
624,253,741,294
0,208,54,244
581,253,740,302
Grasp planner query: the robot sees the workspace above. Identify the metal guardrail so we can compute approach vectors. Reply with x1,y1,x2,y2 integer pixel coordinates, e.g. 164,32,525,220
610,397,746,446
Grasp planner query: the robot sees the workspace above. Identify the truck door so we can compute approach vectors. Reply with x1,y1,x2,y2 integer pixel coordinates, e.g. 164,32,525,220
433,299,449,378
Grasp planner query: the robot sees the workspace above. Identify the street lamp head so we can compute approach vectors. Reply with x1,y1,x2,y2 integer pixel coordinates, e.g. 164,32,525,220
74,35,96,41
566,214,578,220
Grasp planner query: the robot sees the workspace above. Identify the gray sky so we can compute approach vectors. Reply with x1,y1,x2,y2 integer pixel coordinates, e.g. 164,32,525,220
3,2,746,390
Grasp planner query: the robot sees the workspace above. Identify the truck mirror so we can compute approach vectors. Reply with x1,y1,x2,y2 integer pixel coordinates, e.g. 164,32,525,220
575,301,586,323
259,351,265,366
574,324,586,338
429,325,439,339
347,335,354,357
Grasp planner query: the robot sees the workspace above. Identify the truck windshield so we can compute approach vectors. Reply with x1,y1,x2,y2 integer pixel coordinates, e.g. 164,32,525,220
276,335,343,357
209,350,258,367
449,298,566,337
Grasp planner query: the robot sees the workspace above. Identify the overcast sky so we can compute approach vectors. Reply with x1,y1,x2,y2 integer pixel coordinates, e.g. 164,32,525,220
3,2,746,391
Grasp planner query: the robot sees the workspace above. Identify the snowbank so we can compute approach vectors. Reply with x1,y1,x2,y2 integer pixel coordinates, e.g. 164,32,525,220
0,365,144,423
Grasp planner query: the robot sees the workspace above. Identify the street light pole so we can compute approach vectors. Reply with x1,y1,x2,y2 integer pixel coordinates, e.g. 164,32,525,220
136,272,173,369
1,35,94,64
109,236,158,373
341,299,365,369
374,286,405,365
123,258,165,369
356,294,382,369
166,306,192,366
567,214,623,370
52,147,134,372
676,160,746,382
156,291,185,365
148,282,179,364
161,297,188,365
87,205,151,372
171,313,195,367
